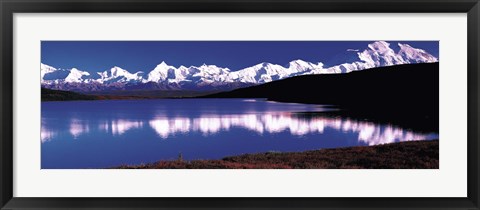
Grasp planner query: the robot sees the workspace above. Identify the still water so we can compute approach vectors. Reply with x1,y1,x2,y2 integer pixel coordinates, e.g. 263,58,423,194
41,99,438,169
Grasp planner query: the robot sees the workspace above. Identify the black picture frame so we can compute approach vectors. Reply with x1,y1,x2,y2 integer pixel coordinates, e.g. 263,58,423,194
1,0,479,209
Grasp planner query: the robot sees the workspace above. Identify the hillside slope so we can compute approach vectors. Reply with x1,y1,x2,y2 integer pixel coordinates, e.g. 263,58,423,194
204,63,439,132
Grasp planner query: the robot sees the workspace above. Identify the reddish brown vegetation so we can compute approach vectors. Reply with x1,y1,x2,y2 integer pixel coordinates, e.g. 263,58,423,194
94,95,156,100
116,140,439,169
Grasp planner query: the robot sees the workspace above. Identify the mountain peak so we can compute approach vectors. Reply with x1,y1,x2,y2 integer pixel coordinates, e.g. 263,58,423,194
368,41,389,48
108,66,129,77
64,68,90,83
397,42,438,63
289,59,310,65
40,63,57,73
398,43,426,53
158,61,169,67
70,68,84,73
152,61,173,72
41,63,55,69
255,62,272,67
110,66,127,73
367,41,393,54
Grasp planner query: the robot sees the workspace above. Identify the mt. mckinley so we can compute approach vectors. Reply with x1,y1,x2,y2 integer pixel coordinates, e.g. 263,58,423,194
41,41,438,92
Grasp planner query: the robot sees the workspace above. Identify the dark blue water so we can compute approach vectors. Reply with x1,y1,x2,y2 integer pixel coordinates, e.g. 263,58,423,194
41,99,438,169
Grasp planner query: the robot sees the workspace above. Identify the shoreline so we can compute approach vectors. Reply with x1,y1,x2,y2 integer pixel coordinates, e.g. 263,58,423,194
115,140,439,169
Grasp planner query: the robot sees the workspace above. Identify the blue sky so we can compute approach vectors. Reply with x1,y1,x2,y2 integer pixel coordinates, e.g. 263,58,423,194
41,41,439,73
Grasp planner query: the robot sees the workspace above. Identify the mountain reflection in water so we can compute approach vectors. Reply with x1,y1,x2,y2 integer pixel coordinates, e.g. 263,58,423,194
41,99,438,168
42,111,435,146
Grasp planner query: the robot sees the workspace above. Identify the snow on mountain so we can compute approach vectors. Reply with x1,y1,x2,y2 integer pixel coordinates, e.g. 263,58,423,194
40,63,57,81
191,64,230,83
226,60,325,83
145,62,231,85
97,66,144,84
397,43,438,64
326,41,438,73
146,61,179,83
41,41,438,91
41,64,86,84
64,68,91,83
227,62,284,83
358,41,405,68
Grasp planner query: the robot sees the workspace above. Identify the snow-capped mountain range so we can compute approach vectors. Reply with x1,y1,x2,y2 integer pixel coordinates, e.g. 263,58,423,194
41,41,438,92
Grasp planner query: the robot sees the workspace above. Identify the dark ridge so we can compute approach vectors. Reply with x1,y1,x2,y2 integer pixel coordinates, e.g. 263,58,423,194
41,88,167,101
203,63,439,132
41,88,98,101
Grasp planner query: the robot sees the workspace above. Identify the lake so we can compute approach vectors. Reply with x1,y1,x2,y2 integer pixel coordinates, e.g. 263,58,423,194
41,98,438,169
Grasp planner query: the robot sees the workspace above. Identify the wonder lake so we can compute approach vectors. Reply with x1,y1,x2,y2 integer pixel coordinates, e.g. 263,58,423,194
41,98,438,169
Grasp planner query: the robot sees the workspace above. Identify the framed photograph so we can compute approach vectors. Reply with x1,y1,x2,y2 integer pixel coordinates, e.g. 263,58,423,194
1,0,479,209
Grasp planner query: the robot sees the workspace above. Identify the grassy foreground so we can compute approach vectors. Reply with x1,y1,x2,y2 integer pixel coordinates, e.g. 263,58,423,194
116,140,439,169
